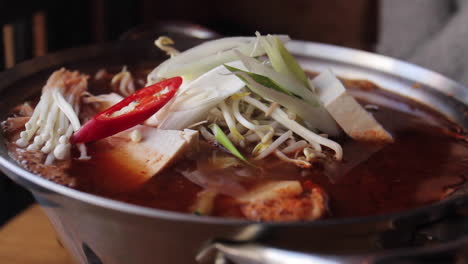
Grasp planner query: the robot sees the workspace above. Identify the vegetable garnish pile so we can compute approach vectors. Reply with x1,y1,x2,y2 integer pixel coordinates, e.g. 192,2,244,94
15,32,392,168
144,33,324,167
143,32,392,166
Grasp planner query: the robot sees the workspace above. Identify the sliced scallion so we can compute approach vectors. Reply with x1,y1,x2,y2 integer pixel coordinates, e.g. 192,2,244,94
224,64,296,97
209,123,248,162
257,33,310,88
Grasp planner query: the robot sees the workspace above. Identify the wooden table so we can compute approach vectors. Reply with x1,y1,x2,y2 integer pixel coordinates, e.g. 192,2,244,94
0,205,75,264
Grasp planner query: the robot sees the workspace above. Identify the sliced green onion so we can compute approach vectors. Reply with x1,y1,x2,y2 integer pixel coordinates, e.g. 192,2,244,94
209,123,248,162
147,35,290,83
233,50,320,106
224,64,295,97
257,33,310,88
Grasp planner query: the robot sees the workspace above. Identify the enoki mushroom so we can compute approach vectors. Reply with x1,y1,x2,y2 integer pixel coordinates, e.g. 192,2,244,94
16,68,90,165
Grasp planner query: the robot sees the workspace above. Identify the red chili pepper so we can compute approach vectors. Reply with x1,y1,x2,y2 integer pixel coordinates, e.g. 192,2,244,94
71,76,182,143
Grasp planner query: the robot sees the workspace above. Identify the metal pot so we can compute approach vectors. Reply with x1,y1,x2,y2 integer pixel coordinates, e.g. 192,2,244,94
1,27,468,264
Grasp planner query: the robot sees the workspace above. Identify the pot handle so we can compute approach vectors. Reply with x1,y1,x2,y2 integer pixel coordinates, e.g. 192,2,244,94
197,239,468,264
197,205,468,263
197,242,364,264
119,21,221,41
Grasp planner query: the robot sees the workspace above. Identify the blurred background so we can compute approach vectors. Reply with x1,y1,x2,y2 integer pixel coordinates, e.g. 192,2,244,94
0,0,466,226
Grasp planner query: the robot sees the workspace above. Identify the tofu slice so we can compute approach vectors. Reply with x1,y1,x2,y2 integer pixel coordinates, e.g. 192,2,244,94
98,126,199,185
312,70,393,142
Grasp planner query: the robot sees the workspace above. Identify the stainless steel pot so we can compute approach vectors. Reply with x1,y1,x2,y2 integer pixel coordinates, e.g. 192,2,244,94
1,28,468,264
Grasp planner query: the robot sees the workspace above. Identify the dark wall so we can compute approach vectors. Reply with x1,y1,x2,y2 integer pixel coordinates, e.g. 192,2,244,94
1,0,377,63
139,0,377,50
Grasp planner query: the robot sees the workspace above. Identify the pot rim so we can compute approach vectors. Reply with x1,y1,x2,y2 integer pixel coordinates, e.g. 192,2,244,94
1,39,467,226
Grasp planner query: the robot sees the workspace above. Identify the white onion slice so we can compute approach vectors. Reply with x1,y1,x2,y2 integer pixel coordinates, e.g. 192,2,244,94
147,35,290,83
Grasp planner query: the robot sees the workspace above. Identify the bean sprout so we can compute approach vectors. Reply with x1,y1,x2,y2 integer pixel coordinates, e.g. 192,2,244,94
242,96,343,160
255,130,292,160
111,66,135,96
15,69,88,164
218,101,243,142
265,102,279,117
282,140,308,154
274,150,311,168
155,36,180,57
